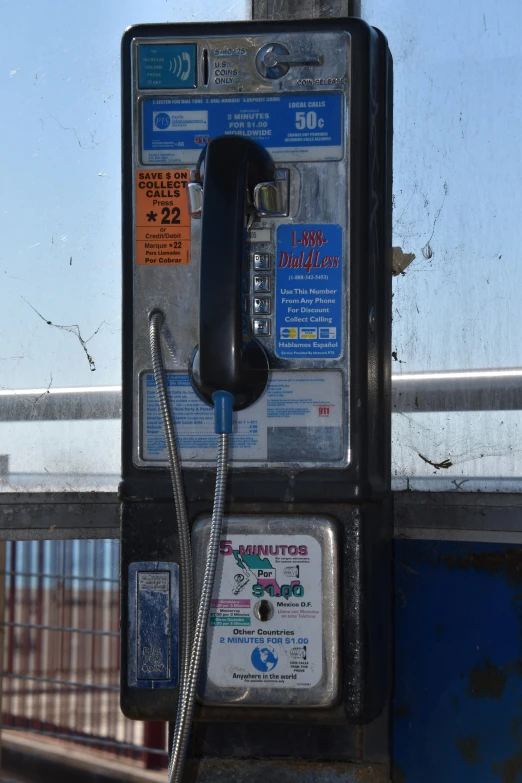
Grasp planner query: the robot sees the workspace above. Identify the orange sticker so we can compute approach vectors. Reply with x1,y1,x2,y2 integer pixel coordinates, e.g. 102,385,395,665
135,169,191,266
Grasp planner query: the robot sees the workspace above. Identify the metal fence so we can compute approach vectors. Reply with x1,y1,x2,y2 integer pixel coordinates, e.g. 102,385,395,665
0,539,167,770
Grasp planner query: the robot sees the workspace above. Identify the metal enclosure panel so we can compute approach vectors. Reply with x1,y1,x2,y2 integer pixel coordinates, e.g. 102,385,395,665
192,515,339,707
129,30,352,471
127,561,179,688
394,540,522,783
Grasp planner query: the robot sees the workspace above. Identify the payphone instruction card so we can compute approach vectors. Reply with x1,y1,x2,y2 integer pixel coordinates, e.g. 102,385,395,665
276,224,343,359
141,370,345,464
141,93,343,164
206,534,323,689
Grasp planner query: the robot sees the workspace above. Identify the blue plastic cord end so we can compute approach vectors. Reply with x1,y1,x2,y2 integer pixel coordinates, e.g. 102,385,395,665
211,390,235,434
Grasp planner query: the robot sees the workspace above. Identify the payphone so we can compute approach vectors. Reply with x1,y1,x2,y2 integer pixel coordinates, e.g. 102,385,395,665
120,16,392,782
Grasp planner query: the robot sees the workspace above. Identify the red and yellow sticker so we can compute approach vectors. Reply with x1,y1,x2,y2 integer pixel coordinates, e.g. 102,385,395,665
135,169,191,266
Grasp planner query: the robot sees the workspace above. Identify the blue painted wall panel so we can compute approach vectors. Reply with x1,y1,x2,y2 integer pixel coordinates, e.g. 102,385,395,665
394,541,522,783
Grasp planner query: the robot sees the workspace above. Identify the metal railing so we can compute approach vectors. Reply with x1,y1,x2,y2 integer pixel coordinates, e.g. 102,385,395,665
0,539,167,769
0,368,521,422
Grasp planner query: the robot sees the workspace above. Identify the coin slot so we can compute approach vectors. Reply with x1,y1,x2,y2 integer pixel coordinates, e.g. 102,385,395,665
202,48,209,86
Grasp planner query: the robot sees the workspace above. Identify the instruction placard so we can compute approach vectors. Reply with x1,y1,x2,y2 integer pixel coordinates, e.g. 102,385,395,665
141,370,344,464
206,534,323,689
141,93,343,164
276,224,343,359
135,169,191,266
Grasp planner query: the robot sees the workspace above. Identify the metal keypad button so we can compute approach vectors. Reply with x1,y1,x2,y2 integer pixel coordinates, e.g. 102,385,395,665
252,252,270,270
253,275,270,292
253,297,271,315
253,319,270,335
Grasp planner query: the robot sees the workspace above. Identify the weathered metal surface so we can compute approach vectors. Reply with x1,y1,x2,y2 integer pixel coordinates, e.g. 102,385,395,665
252,0,360,20
0,387,120,422
0,492,119,540
392,370,522,413
184,758,388,782
3,491,522,541
394,540,522,782
395,492,522,544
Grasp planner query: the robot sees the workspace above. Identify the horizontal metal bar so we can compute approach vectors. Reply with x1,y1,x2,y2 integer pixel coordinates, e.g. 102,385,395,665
394,491,522,532
2,672,119,692
0,621,119,637
0,570,119,584
0,368,521,423
395,527,522,544
0,493,120,539
1,492,522,539
0,724,166,755
0,527,120,541
0,386,120,422
393,368,522,412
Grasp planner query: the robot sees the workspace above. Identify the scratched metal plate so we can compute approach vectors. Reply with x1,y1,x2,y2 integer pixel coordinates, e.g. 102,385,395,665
128,30,351,470
193,514,339,707
127,561,179,688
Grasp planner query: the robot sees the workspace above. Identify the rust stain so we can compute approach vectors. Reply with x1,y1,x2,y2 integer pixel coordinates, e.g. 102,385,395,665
455,734,483,764
468,659,507,700
443,549,522,589
493,750,522,783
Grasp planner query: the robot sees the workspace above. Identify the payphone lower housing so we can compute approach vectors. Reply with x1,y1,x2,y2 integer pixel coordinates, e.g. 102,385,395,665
120,499,392,740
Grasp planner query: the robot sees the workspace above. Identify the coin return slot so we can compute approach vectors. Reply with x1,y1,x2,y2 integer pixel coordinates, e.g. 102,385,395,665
254,599,274,622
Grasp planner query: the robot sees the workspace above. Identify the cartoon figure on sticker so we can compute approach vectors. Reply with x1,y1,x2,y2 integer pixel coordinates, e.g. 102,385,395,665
232,572,249,595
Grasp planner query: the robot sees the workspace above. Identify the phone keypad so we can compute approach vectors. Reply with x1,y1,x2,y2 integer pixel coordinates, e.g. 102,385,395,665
253,319,270,335
251,253,272,334
253,297,271,315
252,252,270,270
253,275,270,292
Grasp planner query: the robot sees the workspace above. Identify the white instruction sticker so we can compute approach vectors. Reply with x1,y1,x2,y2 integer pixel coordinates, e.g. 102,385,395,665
140,370,345,465
207,535,322,689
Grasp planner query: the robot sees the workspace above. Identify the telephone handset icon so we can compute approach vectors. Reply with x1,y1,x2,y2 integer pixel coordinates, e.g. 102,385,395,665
180,51,190,81
169,51,191,82
189,136,275,411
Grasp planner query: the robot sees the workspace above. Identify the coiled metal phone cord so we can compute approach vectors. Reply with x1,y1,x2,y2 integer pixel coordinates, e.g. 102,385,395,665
168,432,228,782
149,311,229,783
149,311,193,695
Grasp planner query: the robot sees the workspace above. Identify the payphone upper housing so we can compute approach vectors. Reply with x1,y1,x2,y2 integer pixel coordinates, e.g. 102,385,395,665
121,18,392,507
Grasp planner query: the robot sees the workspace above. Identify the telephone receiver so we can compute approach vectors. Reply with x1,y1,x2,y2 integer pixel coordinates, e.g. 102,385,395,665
189,136,275,411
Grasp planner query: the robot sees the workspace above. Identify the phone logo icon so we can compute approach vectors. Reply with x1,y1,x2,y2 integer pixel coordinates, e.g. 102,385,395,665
169,51,191,82
154,112,171,130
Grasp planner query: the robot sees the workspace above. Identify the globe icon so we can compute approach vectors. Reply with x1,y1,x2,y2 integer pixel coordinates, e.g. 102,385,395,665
251,646,278,673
